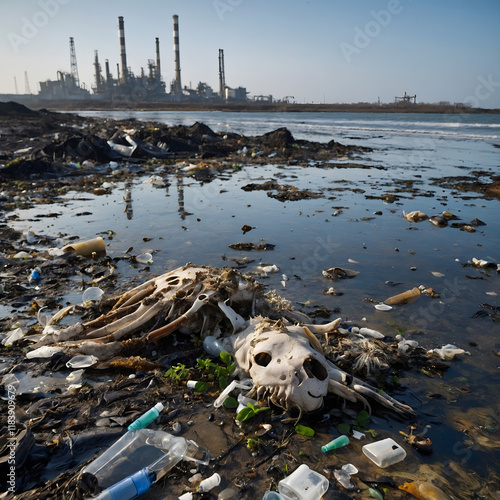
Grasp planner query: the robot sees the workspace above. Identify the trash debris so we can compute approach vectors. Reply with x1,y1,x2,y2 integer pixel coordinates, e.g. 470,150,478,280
278,464,329,500
82,286,104,303
427,344,469,360
62,236,106,259
403,210,428,222
81,429,209,496
334,468,354,489
362,438,406,468
198,473,221,493
374,304,393,311
398,480,451,500
321,435,350,452
66,354,99,368
135,252,153,264
322,267,360,280
127,402,164,431
384,287,420,305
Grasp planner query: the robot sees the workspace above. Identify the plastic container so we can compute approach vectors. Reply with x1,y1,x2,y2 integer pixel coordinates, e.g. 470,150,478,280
278,464,329,500
127,403,164,431
199,473,221,492
203,336,226,357
321,435,350,453
82,429,209,490
362,438,406,468
262,492,287,499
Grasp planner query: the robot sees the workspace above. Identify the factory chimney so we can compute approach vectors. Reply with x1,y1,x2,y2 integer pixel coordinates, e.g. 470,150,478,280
172,14,182,94
218,49,226,99
118,16,128,83
155,37,161,82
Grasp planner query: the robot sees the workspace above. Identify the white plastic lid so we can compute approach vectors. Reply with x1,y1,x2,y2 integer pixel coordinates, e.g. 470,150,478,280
154,402,164,412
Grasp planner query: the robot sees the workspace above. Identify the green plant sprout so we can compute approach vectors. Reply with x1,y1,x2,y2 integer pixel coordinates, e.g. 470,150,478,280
164,363,191,382
236,402,270,422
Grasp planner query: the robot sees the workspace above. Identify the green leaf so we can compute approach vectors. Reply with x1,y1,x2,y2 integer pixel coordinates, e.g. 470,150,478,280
357,410,370,429
219,375,229,390
220,350,232,365
236,407,255,422
194,381,208,393
295,425,315,437
337,423,351,435
223,396,239,409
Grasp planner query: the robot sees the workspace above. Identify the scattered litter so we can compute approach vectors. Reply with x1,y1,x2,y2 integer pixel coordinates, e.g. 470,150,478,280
431,271,445,278
362,438,406,468
334,469,354,489
352,429,366,440
1,327,24,346
322,435,350,452
278,464,329,500
62,236,106,259
136,252,153,264
322,267,360,280
403,210,428,222
384,287,420,305
198,473,221,493
82,286,104,303
66,354,99,368
374,304,393,311
427,344,469,360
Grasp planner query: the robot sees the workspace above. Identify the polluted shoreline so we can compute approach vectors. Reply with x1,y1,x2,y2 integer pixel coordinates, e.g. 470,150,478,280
1,102,500,499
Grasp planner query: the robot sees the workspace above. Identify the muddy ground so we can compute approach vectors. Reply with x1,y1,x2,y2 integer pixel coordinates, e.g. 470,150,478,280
0,102,499,500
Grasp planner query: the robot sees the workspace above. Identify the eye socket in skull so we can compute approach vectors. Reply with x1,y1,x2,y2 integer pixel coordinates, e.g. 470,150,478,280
304,357,328,381
255,352,272,367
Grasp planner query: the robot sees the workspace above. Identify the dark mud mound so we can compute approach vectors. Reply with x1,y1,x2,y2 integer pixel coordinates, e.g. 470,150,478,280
0,101,37,116
0,159,78,180
258,127,295,149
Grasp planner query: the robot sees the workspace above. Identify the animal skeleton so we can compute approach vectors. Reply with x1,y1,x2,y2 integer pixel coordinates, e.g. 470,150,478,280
26,264,415,417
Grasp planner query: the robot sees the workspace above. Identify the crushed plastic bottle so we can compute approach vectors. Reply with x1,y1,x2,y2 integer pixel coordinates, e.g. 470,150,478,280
82,429,209,493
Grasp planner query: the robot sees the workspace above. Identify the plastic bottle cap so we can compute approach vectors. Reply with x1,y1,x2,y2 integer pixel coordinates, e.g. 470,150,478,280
154,402,164,412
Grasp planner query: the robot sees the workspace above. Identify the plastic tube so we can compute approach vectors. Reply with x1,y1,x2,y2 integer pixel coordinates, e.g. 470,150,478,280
321,435,350,452
199,473,221,492
94,467,155,500
127,403,164,431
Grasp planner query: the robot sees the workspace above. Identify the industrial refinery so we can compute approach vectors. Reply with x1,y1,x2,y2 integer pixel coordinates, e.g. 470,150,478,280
26,15,250,103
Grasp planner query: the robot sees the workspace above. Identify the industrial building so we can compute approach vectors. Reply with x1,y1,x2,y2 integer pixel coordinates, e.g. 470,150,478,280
34,15,248,103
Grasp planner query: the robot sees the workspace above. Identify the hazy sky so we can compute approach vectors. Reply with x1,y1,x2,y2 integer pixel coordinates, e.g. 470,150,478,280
1,0,499,107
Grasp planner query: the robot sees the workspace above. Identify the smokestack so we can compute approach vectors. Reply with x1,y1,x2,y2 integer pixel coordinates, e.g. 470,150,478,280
155,37,161,82
172,14,181,93
105,59,111,82
218,49,226,99
118,16,128,83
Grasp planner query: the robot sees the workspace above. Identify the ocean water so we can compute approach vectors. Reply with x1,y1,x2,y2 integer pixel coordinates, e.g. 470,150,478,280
6,111,500,493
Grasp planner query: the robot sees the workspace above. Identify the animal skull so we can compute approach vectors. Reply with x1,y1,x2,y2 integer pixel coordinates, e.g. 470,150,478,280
230,318,331,412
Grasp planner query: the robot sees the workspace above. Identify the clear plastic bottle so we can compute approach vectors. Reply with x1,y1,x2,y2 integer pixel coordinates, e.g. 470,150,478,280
82,429,209,491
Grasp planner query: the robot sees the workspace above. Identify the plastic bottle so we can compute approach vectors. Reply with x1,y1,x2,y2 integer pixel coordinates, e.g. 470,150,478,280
321,435,350,453
127,402,164,431
203,336,226,357
82,429,209,491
